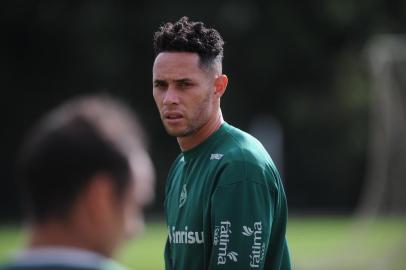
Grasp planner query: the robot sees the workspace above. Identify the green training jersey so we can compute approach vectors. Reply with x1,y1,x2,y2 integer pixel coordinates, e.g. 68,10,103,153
164,122,291,270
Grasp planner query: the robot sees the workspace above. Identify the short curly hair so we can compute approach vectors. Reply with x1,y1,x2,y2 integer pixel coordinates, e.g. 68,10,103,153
153,17,224,68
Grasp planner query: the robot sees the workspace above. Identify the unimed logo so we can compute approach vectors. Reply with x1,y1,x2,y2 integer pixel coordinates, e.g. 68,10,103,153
168,226,204,244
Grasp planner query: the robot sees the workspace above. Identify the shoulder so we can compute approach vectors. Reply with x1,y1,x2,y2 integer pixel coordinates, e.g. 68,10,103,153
0,265,102,270
221,123,269,158
165,153,184,192
0,262,11,270
168,153,184,174
215,123,280,187
221,123,275,170
101,260,131,270
0,255,126,270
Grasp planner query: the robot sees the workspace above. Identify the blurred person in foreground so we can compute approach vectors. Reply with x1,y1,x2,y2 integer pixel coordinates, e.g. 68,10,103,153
1,95,155,270
152,17,291,270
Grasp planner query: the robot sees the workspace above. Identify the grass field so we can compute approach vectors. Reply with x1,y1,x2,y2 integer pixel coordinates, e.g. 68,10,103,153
1,217,405,270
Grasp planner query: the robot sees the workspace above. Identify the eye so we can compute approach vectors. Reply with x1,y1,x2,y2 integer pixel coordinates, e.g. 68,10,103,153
178,81,194,89
154,81,167,89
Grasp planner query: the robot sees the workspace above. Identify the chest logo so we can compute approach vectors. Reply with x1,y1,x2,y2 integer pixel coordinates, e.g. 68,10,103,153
179,184,187,208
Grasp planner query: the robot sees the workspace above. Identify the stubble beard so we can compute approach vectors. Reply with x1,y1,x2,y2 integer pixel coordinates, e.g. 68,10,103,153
165,124,196,138
163,92,213,138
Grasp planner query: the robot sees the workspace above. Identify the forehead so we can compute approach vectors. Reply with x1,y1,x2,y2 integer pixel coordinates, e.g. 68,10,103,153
152,52,207,79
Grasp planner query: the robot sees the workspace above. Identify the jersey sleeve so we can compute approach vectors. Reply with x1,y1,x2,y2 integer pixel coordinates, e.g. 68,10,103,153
208,163,275,269
164,237,174,270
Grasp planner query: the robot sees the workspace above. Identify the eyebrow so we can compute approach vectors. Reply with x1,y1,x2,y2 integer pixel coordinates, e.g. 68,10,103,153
174,78,193,83
154,78,193,84
153,79,167,84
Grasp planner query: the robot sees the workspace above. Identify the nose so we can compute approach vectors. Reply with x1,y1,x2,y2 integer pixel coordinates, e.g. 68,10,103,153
163,86,179,105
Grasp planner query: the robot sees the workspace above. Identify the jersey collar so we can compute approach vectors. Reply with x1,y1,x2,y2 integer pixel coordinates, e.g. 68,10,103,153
182,122,228,162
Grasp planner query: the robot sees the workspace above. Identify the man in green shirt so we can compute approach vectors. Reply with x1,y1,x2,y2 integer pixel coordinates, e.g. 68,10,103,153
1,95,155,270
152,17,291,269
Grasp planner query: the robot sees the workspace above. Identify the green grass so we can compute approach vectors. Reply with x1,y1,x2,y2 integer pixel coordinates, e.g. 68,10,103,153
118,223,166,270
1,217,406,270
287,217,406,270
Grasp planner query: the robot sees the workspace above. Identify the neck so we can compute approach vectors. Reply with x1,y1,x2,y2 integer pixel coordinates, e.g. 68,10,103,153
177,110,224,151
28,219,104,255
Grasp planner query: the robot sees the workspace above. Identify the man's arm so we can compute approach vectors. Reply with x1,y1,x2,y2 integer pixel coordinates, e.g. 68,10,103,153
209,178,274,270
164,237,174,270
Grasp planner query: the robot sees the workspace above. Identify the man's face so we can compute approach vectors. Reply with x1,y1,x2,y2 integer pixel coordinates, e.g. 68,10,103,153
152,52,217,137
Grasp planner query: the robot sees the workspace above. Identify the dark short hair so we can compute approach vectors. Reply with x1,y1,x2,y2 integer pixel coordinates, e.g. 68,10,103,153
16,95,145,222
153,16,224,68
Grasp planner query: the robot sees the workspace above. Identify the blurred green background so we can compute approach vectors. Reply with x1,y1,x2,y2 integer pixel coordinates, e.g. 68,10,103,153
2,218,406,270
1,1,406,269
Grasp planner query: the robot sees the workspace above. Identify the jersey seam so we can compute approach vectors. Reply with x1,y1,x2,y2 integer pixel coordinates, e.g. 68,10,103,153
215,178,269,188
222,126,249,181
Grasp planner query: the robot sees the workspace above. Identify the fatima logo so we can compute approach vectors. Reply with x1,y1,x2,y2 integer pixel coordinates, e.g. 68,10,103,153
179,184,187,208
227,251,238,262
217,221,238,265
242,222,265,268
242,226,254,236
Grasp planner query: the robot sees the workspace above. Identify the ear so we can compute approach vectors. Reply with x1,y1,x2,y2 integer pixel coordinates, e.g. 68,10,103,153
83,174,117,227
214,74,228,98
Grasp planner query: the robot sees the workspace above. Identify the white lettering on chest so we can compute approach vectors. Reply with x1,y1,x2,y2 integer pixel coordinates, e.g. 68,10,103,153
168,226,204,244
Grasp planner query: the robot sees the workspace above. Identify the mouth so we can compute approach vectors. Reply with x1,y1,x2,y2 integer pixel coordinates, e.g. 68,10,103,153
163,111,184,123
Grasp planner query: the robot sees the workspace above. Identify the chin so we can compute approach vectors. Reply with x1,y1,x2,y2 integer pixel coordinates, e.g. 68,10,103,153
166,130,186,137
165,126,192,137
